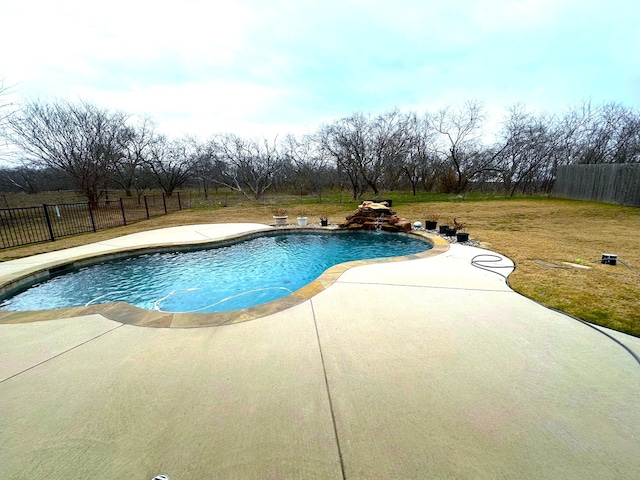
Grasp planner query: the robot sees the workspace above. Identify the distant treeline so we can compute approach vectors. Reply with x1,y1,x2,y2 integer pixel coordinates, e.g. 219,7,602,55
1,95,639,204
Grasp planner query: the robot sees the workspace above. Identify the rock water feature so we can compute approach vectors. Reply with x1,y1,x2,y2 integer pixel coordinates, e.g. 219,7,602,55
341,201,412,232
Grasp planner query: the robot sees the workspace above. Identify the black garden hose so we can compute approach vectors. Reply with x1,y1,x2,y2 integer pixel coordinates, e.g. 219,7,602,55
470,253,515,282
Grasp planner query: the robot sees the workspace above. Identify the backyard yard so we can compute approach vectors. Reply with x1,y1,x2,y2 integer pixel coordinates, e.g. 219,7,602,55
2,193,639,337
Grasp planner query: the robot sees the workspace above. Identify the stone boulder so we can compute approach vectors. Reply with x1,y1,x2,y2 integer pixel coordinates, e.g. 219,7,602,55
341,201,412,232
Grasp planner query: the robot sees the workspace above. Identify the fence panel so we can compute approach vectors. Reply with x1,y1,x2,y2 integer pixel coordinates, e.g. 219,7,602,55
0,206,52,248
121,197,149,224
46,203,94,238
164,192,182,213
0,192,189,250
145,194,167,218
555,164,640,207
92,200,128,230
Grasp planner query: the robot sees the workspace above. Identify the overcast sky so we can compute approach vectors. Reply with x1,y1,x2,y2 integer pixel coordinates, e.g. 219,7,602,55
2,0,639,139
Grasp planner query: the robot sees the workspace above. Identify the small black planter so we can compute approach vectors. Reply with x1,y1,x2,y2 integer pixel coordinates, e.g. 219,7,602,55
456,232,469,242
445,227,456,236
320,219,329,226
425,220,437,230
439,225,450,235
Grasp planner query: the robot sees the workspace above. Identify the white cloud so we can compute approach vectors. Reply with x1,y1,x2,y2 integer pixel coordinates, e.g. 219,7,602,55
1,0,639,141
1,0,254,85
471,0,575,31
75,80,285,135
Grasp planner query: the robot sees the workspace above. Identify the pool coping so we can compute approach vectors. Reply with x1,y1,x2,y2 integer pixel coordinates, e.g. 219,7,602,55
0,226,449,328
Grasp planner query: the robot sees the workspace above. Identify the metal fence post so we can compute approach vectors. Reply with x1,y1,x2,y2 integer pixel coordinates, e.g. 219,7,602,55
162,193,167,214
177,191,182,210
144,196,150,219
88,202,97,232
119,198,127,226
42,204,55,242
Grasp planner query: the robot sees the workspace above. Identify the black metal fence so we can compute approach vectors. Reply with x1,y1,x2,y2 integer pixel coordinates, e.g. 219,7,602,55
0,193,187,250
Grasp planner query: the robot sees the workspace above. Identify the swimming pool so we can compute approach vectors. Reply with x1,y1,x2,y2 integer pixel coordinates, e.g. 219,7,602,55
1,230,432,313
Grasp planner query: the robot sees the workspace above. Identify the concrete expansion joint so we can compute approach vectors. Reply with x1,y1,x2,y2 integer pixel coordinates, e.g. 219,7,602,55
193,230,214,239
309,299,347,480
0,323,124,384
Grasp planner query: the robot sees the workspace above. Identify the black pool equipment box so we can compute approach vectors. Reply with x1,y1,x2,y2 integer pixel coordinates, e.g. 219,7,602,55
601,253,618,266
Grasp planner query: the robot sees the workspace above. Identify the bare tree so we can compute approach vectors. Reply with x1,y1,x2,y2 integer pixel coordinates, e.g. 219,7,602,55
430,100,488,193
373,110,413,192
539,102,597,192
5,99,130,206
573,101,640,165
401,113,440,194
145,136,194,197
318,110,413,199
318,114,368,199
186,137,218,199
491,106,561,195
0,165,74,194
211,134,286,201
111,116,158,197
0,80,20,167
282,134,331,200
0,166,40,193
0,79,12,125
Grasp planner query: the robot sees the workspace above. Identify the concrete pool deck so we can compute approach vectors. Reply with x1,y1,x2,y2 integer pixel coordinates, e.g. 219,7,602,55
1,224,639,479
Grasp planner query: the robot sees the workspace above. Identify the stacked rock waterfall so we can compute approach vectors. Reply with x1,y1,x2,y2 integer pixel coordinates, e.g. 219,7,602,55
341,201,412,232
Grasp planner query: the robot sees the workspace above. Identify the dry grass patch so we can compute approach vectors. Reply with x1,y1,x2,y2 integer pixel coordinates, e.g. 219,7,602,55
2,197,639,336
393,198,640,336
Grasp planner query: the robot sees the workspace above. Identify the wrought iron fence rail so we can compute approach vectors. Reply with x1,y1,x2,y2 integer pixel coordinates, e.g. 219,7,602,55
0,192,186,250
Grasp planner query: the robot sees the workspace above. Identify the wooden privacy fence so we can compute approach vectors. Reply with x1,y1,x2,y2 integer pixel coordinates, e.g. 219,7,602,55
554,164,640,207
0,193,188,250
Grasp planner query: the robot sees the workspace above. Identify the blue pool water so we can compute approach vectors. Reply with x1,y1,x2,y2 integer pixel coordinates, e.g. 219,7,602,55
1,231,431,313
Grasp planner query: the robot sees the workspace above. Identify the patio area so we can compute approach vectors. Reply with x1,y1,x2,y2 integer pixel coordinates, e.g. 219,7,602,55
1,224,639,479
